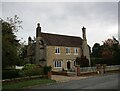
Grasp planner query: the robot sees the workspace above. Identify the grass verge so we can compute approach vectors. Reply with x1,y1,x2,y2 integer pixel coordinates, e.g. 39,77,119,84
2,78,56,90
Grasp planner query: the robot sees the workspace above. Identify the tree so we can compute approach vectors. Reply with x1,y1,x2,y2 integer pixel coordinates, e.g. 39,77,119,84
2,15,22,68
101,37,119,59
91,37,120,65
75,55,89,67
92,43,101,57
17,41,28,66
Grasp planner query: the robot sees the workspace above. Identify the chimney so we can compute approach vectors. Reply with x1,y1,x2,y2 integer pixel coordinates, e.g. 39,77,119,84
82,26,86,41
36,23,41,38
28,36,32,45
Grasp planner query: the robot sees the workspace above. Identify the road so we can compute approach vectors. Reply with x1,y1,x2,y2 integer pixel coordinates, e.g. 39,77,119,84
27,73,119,89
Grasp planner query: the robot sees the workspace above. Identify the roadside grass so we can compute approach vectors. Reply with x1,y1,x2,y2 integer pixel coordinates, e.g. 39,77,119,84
2,78,56,90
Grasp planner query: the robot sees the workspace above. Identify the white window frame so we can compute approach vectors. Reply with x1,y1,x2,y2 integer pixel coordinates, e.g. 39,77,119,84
74,48,78,55
55,47,60,54
54,60,62,68
66,47,71,55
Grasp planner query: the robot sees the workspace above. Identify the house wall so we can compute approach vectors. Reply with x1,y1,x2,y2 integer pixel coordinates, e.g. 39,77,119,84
46,46,82,71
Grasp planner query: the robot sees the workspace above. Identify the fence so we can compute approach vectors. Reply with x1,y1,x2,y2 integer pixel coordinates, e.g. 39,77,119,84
80,67,97,73
80,65,120,73
106,65,120,71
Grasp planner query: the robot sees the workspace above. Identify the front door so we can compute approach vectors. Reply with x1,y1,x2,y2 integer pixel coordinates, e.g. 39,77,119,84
67,61,70,69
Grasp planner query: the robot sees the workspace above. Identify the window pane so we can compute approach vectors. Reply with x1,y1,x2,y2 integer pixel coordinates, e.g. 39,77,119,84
55,47,60,54
55,48,57,53
66,48,70,53
54,61,62,67
74,48,78,53
58,48,60,53
55,61,56,67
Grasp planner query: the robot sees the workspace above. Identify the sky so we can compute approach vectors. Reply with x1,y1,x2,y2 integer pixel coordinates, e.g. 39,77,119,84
1,1,119,47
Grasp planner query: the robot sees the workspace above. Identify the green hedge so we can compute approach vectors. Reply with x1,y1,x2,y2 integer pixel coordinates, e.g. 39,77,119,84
2,64,52,79
91,57,119,66
20,63,44,76
43,66,52,75
2,69,20,79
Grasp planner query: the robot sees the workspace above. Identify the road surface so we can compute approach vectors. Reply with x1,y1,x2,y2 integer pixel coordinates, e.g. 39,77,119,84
26,73,119,89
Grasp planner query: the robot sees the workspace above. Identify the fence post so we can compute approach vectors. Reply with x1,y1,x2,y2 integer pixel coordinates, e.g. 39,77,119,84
75,65,80,76
48,71,52,79
96,64,101,74
103,64,107,74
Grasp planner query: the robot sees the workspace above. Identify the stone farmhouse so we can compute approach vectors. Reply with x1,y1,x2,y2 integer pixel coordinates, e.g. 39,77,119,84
27,23,90,71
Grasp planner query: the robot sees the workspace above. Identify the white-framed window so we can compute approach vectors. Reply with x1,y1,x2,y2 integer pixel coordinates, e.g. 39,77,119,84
74,48,78,55
66,47,71,55
54,60,62,68
55,47,60,54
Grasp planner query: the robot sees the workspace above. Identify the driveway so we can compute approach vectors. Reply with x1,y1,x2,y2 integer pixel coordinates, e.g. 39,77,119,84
51,75,92,82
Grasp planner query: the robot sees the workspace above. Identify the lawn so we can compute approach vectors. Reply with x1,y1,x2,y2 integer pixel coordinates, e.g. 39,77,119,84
2,78,56,90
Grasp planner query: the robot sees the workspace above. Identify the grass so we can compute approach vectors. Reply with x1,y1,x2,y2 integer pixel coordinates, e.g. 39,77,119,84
2,78,56,90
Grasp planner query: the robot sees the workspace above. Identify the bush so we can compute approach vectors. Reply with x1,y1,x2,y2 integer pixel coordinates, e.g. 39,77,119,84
91,57,119,66
20,63,44,76
2,69,20,79
75,57,89,67
43,66,52,75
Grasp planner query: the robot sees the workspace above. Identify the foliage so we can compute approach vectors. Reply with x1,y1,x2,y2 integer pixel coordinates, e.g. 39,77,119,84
91,37,120,65
75,56,89,67
20,63,44,76
43,66,52,75
2,69,20,79
2,15,24,68
91,43,101,57
6,15,22,32
17,42,28,66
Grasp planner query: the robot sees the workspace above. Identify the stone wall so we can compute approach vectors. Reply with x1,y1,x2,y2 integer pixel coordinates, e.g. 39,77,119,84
46,46,82,71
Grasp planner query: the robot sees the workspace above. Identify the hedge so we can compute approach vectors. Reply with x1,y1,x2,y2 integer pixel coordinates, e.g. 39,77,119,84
2,69,20,79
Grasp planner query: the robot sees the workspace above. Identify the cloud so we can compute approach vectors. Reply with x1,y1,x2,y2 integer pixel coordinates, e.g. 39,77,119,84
2,2,118,47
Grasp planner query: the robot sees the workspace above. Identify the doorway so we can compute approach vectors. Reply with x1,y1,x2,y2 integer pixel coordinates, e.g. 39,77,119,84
67,61,71,69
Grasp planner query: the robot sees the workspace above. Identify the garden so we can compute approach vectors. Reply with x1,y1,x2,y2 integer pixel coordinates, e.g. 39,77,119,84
2,64,55,90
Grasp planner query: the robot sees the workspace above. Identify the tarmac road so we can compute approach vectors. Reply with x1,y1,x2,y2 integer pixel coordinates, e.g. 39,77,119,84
26,73,119,90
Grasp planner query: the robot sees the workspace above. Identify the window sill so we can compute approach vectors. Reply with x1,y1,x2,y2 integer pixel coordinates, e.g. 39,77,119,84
55,53,60,55
66,53,71,55
54,67,62,68
74,53,78,55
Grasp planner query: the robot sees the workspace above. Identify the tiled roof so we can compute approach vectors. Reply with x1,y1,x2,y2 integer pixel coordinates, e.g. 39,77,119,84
41,32,83,47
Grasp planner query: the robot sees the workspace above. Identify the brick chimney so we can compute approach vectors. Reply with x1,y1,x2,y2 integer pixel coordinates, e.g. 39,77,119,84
82,26,86,41
36,23,41,38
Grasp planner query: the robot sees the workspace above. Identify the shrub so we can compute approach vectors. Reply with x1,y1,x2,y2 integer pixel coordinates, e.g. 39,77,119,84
43,66,52,75
20,63,44,76
75,57,89,67
2,69,20,79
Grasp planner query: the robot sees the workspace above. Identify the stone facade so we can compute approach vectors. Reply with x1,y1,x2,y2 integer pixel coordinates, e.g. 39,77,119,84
46,46,82,71
27,23,91,71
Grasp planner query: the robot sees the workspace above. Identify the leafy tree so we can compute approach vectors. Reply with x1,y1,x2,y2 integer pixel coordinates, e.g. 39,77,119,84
91,37,120,65
75,55,89,67
17,41,28,66
92,43,101,57
101,37,119,60
1,15,22,68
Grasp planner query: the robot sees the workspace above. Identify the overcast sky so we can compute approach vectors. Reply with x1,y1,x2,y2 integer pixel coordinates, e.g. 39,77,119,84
2,1,119,47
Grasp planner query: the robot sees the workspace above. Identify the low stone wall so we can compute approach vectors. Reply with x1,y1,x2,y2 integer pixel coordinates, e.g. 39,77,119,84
106,69,120,73
52,71,67,76
2,75,44,84
80,72,97,76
